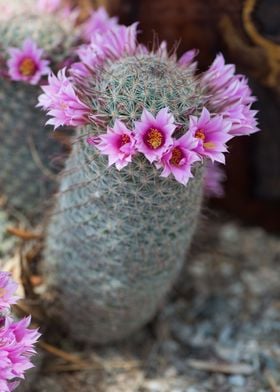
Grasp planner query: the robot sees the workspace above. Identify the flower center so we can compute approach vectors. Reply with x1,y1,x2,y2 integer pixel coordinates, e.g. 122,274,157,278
195,129,205,141
19,58,37,76
60,101,68,109
203,141,216,149
120,134,130,146
170,147,184,166
145,128,164,149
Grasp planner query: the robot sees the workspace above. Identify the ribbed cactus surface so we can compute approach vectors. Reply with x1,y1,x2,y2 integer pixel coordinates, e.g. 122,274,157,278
41,55,205,343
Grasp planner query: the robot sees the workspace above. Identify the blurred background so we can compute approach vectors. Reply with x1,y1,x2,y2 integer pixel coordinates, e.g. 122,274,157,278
75,0,280,232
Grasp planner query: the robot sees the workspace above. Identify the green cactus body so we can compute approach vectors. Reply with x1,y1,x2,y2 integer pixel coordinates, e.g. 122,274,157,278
0,2,77,220
0,79,64,218
41,55,205,343
0,11,77,64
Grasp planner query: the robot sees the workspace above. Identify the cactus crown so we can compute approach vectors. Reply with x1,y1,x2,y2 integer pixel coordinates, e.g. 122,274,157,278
0,2,77,64
39,23,259,187
0,14,76,63
87,54,205,130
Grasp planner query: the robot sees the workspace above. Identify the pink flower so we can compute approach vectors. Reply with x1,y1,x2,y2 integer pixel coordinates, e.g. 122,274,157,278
201,54,236,96
37,68,90,129
0,273,18,312
81,7,119,42
37,0,61,13
7,39,50,85
90,120,136,170
178,49,198,73
134,108,176,163
189,108,232,164
75,34,108,74
0,273,40,391
71,23,138,78
0,316,40,391
204,162,226,198
201,54,258,136
70,61,91,79
157,131,201,185
155,41,168,58
224,103,259,137
104,23,138,59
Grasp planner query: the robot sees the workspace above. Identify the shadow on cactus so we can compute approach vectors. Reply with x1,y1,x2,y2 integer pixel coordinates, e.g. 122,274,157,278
0,0,115,222
35,20,259,343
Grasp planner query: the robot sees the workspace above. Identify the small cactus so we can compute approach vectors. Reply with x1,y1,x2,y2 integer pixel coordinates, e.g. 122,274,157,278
0,0,80,221
38,24,258,343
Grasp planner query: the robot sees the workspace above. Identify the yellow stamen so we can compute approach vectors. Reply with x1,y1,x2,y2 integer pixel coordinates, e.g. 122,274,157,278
19,58,37,76
195,129,205,141
145,128,164,149
170,147,183,166
121,134,130,146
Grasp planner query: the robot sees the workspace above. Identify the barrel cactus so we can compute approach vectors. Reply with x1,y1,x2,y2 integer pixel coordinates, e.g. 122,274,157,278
0,0,117,221
37,23,259,343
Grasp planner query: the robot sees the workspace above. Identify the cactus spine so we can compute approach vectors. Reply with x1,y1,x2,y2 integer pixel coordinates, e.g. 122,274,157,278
40,55,205,343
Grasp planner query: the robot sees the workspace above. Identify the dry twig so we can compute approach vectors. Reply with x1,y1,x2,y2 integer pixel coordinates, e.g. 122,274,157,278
7,227,42,241
188,359,254,375
39,341,86,364
266,373,280,392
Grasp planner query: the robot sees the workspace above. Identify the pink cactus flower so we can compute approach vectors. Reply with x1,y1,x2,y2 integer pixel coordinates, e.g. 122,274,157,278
134,108,176,163
155,41,169,58
70,61,91,79
204,161,226,198
201,54,236,95
90,120,136,170
189,108,232,164
0,273,40,391
0,316,40,391
37,68,90,128
71,23,138,78
157,131,201,186
37,0,61,13
75,34,108,73
7,39,50,85
0,273,18,312
224,103,259,137
178,49,198,73
82,7,119,42
104,23,138,59
201,54,259,136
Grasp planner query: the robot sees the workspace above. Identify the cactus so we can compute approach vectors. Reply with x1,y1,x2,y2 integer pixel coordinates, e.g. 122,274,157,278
37,23,258,343
0,0,78,221
0,80,64,220
39,54,205,343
